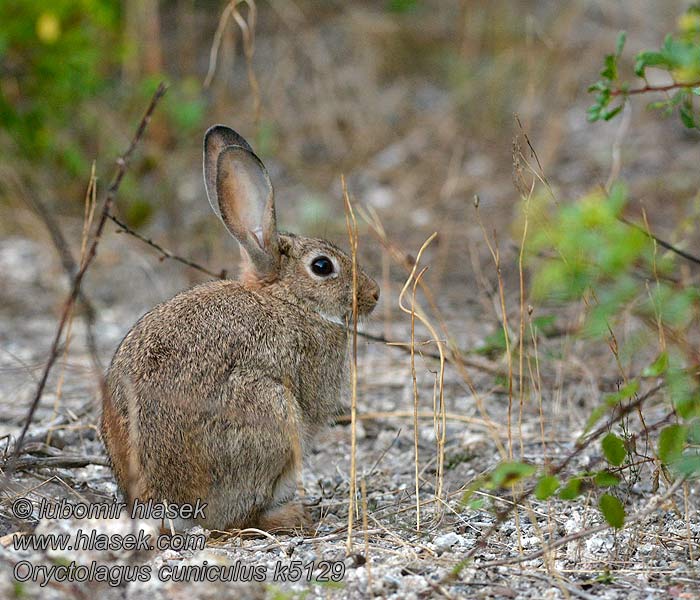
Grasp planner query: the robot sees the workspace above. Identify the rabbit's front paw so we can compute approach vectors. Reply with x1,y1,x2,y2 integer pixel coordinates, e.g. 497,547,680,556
257,501,311,533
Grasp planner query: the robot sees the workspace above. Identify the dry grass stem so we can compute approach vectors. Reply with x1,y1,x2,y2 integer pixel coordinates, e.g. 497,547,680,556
396,233,447,514
342,175,360,552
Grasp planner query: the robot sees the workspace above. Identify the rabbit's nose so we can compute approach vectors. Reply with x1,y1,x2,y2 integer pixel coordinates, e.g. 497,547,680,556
371,286,380,303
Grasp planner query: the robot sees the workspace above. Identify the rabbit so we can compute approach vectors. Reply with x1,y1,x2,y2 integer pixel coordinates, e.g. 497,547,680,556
100,125,380,532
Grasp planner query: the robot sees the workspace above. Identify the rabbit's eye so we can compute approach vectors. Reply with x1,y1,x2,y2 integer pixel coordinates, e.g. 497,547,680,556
311,256,334,276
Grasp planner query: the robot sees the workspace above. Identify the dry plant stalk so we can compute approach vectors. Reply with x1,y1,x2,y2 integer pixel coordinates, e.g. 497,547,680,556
46,165,98,447
410,267,422,531
517,181,535,460
342,175,360,552
396,233,447,515
473,195,514,459
205,0,261,124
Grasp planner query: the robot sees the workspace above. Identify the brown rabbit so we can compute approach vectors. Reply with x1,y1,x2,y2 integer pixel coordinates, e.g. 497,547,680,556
101,125,379,531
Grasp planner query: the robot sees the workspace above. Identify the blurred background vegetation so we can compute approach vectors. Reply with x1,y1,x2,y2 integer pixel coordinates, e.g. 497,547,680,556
1,0,699,325
3,1,697,251
1,0,699,529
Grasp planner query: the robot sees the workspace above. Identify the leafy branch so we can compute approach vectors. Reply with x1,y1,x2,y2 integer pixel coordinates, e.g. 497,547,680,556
588,6,700,129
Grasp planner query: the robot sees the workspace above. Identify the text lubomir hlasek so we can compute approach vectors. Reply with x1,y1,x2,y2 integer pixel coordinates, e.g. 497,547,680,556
36,498,207,520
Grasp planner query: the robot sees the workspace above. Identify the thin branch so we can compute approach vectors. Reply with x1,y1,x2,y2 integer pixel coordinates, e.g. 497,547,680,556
3,165,103,372
611,79,700,97
108,212,227,279
480,476,685,568
447,381,665,579
9,455,110,472
619,216,700,267
2,83,168,486
353,324,506,377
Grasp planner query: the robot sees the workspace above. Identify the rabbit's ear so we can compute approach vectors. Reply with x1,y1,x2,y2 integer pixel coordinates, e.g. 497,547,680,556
203,125,253,221
215,145,280,280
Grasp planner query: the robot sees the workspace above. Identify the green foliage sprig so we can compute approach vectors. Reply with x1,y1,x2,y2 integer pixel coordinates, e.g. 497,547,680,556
588,6,700,130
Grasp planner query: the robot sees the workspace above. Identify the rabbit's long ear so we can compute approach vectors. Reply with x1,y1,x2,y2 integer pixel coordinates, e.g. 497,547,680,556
203,125,279,281
203,125,253,220
215,145,280,281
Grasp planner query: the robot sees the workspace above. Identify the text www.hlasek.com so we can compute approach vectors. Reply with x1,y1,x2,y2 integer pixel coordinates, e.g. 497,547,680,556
13,528,205,553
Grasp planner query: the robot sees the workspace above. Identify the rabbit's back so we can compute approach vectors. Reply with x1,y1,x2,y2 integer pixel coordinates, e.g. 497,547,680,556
109,279,346,405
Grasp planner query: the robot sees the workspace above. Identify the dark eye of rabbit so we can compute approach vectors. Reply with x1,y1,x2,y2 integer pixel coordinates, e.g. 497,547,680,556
311,256,334,276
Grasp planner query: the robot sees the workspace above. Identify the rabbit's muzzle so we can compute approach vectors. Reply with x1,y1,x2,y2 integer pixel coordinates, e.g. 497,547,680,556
357,276,380,315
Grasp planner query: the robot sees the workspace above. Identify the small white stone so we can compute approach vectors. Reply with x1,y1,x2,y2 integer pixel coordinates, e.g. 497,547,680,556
433,532,462,553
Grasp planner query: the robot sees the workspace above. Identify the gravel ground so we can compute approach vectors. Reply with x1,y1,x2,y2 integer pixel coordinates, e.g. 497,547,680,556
0,228,698,600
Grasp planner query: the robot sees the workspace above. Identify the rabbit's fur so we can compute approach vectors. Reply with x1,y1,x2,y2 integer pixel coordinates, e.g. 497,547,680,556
101,126,379,531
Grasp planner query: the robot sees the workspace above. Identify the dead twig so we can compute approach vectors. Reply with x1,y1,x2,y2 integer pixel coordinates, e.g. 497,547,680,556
481,476,685,568
618,215,700,267
8,455,110,472
1,82,168,487
108,212,227,279
447,381,665,579
348,329,506,377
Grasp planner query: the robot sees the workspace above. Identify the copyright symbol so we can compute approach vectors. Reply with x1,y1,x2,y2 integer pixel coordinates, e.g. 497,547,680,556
12,498,33,520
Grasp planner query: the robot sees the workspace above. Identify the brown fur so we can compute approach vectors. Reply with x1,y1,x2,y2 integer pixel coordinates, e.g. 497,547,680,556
100,126,379,531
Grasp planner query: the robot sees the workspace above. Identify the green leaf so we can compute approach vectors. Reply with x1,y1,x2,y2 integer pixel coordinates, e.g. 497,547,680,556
490,461,537,488
595,571,615,584
648,99,672,110
605,380,640,406
458,477,486,508
601,54,618,80
534,475,560,500
466,497,485,510
668,369,700,419
642,352,669,377
559,477,583,500
594,471,621,487
679,104,697,129
602,433,627,466
615,31,627,56
658,424,687,464
599,494,625,528
602,105,624,121
583,404,609,435
387,0,418,13
675,454,700,477
634,50,668,76
588,81,608,93
587,105,602,122
688,419,700,444
531,315,557,336
475,329,508,357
